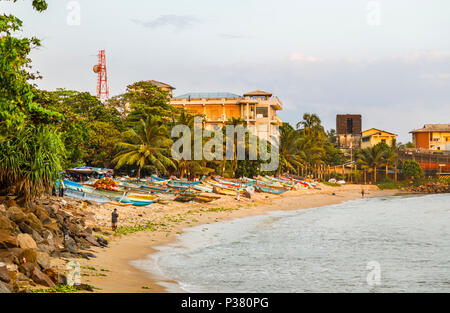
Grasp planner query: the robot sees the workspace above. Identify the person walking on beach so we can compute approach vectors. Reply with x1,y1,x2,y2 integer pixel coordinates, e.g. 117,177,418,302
111,209,119,231
59,178,65,197
361,188,365,198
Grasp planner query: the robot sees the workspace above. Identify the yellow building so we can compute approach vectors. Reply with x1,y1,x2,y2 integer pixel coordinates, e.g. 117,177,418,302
361,128,397,149
169,90,283,142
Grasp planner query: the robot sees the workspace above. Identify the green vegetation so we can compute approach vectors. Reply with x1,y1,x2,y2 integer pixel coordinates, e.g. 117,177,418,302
402,160,424,183
29,284,98,293
376,178,407,190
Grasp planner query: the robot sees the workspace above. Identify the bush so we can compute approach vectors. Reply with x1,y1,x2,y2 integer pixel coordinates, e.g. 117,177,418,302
402,160,424,183
376,178,407,190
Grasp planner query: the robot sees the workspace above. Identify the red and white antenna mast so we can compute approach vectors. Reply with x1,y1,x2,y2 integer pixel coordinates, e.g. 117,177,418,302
93,50,109,101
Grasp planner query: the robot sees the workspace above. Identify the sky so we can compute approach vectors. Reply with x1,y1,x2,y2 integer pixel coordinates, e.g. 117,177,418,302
1,0,450,143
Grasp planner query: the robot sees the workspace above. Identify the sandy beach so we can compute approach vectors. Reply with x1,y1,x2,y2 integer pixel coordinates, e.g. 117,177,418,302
71,184,399,293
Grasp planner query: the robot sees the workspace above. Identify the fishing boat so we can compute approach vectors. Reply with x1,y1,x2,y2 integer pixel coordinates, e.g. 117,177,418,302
204,182,237,196
211,177,247,189
195,194,221,203
64,188,111,204
174,191,199,202
65,180,155,206
192,183,214,193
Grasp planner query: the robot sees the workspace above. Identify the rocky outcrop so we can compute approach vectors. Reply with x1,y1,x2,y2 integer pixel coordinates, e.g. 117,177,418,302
0,197,108,292
405,181,450,193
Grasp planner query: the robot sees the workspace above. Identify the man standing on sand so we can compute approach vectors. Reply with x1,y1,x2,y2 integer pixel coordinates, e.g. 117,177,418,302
361,189,365,198
111,209,119,231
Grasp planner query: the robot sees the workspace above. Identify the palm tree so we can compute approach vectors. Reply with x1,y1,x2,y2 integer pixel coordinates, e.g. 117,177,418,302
356,145,385,183
382,147,399,180
296,113,324,134
113,116,175,177
278,123,303,174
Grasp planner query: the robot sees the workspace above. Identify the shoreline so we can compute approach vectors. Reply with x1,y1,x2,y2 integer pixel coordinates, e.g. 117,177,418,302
76,185,400,293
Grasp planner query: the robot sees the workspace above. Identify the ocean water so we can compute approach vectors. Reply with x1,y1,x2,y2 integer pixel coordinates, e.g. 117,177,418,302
132,194,450,292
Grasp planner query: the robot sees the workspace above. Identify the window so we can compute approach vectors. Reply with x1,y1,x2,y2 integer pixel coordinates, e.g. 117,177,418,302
256,107,268,118
381,139,386,143
346,118,353,133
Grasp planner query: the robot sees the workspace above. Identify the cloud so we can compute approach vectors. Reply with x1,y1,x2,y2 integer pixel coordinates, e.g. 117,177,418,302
290,52,320,63
131,15,201,31
218,33,248,39
166,52,450,143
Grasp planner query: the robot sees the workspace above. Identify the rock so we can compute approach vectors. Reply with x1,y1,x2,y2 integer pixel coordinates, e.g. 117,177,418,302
0,250,14,264
35,208,50,223
42,268,58,284
43,222,59,233
17,272,30,282
31,267,56,287
0,266,10,283
0,230,18,248
17,233,37,250
0,215,14,231
96,237,108,247
19,249,37,264
0,281,11,293
18,222,34,234
41,230,54,240
31,230,44,244
6,206,27,224
0,204,7,214
83,234,100,247
19,262,37,277
26,213,43,230
36,252,51,269
37,243,55,254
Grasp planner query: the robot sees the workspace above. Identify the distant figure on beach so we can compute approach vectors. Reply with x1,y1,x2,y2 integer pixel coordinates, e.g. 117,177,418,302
111,209,119,231
59,179,65,197
236,189,240,201
361,189,365,198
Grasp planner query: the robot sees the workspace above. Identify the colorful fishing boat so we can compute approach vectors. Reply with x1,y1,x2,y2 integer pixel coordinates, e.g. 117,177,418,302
194,194,221,203
192,183,214,193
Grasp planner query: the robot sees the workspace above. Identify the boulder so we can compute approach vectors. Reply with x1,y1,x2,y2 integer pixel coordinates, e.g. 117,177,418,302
32,266,56,287
31,230,44,244
19,262,37,277
6,207,27,224
0,215,14,231
0,266,10,283
0,281,11,293
0,250,14,264
37,243,55,254
42,268,58,284
18,222,34,234
19,249,37,264
0,230,18,248
36,252,51,269
43,222,59,233
41,230,54,240
26,213,43,230
17,233,37,250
